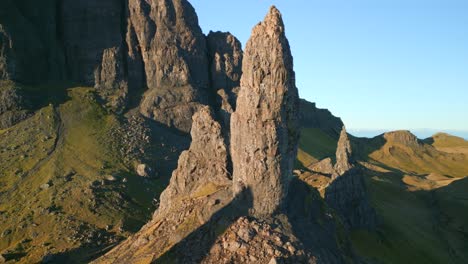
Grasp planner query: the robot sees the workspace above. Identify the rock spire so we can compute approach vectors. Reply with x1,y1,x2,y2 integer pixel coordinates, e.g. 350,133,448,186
230,6,300,217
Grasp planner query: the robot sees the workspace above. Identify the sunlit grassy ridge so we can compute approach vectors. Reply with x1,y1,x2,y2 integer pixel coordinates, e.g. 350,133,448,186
427,132,468,154
297,128,468,264
0,86,164,263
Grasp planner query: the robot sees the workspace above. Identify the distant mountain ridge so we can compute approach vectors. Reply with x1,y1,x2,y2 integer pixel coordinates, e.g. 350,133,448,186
349,128,468,140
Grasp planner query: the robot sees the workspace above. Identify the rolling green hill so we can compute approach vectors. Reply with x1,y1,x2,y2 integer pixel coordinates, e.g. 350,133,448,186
297,128,468,264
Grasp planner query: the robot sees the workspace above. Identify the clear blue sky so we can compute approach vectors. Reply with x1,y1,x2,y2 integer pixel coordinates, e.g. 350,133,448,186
190,0,468,137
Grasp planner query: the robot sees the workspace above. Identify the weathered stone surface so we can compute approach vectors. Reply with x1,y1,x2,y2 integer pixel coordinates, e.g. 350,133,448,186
334,126,354,176
136,164,152,177
200,217,316,264
94,46,129,112
132,0,211,133
207,31,242,96
157,106,231,213
207,31,243,125
231,6,300,217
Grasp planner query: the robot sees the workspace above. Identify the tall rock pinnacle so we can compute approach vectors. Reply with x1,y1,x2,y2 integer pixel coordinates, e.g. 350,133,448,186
334,126,354,176
230,6,300,217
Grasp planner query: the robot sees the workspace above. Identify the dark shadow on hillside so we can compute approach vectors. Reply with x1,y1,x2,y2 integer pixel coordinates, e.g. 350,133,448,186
21,81,76,110
39,233,124,264
141,116,191,186
349,134,387,161
285,177,358,264
154,188,253,263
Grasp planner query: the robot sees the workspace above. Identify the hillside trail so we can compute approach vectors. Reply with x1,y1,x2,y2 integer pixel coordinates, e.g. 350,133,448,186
2,106,65,198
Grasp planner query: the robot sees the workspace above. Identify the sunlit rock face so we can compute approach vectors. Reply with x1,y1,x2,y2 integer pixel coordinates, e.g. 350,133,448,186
230,6,300,218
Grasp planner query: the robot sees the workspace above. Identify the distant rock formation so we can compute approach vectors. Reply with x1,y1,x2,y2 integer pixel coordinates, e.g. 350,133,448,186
230,6,300,217
334,126,354,176
325,126,377,230
383,130,421,147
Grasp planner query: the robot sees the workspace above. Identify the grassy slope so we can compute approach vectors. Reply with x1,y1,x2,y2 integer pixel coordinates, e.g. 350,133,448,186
427,132,468,154
0,87,164,263
297,128,468,264
297,128,337,168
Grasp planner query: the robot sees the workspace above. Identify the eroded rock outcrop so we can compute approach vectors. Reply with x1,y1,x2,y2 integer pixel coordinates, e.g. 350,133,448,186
134,0,211,133
93,106,234,263
1,0,213,127
325,127,377,230
334,126,354,176
157,106,232,214
207,31,243,127
230,6,300,217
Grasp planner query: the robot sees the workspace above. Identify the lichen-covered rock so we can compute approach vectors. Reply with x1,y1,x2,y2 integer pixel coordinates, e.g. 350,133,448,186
231,6,300,217
334,126,354,176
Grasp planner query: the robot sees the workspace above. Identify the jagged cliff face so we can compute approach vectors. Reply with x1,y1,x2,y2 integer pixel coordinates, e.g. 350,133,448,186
231,7,300,217
0,0,212,131
134,0,212,133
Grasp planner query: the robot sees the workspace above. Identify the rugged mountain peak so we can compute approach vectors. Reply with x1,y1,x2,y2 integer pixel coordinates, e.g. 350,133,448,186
334,126,354,176
230,6,300,217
